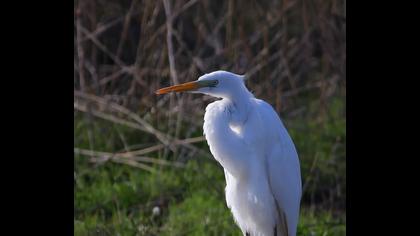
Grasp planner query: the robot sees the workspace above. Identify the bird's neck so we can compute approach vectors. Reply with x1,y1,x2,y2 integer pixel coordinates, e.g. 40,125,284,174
203,98,252,179
224,89,253,125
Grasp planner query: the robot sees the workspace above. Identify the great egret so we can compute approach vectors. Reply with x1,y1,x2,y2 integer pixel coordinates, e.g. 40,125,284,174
156,71,302,236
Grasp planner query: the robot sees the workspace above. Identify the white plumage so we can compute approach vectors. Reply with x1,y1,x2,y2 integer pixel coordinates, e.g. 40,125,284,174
156,71,302,236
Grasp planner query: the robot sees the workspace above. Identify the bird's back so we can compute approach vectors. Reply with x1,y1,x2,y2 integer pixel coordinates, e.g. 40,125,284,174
254,99,302,236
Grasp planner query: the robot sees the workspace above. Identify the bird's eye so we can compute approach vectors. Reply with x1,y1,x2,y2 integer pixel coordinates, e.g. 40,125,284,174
208,80,218,87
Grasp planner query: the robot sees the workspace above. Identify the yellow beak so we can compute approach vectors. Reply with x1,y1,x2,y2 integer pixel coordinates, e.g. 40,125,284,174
155,81,200,95
156,80,218,95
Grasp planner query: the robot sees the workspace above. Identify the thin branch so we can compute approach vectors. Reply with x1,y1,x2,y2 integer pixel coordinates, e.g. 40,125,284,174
76,7,86,91
78,24,128,69
74,147,185,169
116,0,138,59
163,0,179,85
74,91,213,159
74,101,148,133
171,0,200,20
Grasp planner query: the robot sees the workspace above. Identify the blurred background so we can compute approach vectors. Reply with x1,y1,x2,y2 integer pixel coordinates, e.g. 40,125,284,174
74,0,346,235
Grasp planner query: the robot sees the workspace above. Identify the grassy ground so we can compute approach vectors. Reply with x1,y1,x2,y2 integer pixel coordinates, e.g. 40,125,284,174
74,160,345,235
74,93,345,235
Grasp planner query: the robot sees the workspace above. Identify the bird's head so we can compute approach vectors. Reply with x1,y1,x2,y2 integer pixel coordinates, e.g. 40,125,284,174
156,70,249,99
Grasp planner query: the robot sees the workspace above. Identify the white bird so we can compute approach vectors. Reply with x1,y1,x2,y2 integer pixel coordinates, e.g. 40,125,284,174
156,71,302,236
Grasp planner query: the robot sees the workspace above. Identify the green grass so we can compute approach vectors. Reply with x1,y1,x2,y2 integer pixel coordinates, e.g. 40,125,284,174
74,157,345,235
74,94,345,235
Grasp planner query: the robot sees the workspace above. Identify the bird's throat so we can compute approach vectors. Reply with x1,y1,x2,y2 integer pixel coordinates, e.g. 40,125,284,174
225,98,252,127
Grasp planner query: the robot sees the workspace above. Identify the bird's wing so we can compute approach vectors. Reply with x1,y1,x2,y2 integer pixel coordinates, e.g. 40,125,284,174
268,147,301,236
274,206,290,236
255,99,302,236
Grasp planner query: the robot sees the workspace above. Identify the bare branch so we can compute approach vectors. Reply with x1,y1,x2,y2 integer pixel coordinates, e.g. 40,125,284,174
162,0,179,85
